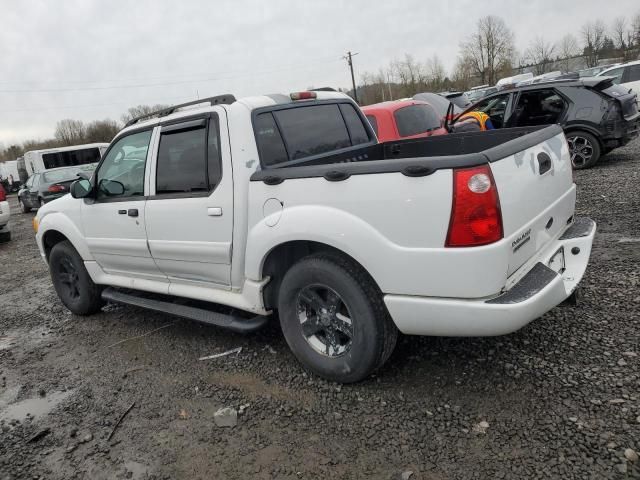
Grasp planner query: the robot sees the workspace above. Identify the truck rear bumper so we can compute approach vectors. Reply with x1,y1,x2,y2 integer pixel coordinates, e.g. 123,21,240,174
384,217,596,336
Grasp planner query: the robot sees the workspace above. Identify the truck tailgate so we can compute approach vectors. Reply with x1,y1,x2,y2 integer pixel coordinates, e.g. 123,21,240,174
487,127,574,277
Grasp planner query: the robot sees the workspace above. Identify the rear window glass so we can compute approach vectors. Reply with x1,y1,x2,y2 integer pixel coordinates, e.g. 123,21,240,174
339,104,370,145
273,104,350,160
43,168,83,183
255,113,289,167
366,115,379,136
394,104,441,137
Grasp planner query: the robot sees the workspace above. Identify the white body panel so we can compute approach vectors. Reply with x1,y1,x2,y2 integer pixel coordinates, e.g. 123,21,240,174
144,106,234,287
34,91,595,339
0,200,10,231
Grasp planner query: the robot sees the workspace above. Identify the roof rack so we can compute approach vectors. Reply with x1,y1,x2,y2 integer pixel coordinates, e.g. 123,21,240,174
124,94,236,127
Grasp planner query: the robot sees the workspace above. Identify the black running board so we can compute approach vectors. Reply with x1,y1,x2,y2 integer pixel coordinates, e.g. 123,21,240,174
101,287,268,333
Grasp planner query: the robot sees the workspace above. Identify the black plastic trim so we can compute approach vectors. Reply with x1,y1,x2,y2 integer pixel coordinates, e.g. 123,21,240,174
559,217,595,240
486,263,558,305
101,287,267,334
250,125,562,184
160,118,206,133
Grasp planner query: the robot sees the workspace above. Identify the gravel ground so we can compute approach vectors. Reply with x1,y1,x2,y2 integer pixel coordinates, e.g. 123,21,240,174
1,141,639,480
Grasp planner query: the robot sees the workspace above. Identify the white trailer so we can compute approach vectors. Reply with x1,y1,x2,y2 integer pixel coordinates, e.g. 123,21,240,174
0,160,21,191
23,143,109,176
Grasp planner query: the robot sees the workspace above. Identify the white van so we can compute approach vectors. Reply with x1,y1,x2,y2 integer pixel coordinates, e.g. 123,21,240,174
0,160,21,190
23,143,109,176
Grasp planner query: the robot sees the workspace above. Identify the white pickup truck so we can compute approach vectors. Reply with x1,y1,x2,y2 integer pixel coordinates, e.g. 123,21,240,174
34,91,595,383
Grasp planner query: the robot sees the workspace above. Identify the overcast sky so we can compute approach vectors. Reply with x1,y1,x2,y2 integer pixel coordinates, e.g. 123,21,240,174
0,0,637,146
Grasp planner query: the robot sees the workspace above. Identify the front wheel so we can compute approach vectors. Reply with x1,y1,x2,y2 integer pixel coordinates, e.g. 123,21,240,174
277,253,397,383
566,131,601,169
49,240,104,315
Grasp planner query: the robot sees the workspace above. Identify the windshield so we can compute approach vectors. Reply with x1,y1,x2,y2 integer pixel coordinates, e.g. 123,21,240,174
412,93,462,117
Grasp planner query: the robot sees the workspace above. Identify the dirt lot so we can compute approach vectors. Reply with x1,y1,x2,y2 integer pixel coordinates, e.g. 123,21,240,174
1,143,639,480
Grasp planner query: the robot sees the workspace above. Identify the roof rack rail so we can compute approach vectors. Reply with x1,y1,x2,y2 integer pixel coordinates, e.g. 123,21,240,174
124,94,236,127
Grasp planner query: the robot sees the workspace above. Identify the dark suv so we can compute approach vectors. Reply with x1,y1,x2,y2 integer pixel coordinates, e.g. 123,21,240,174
455,77,639,168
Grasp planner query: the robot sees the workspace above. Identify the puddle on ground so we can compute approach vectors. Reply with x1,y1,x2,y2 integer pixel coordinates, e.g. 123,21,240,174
0,326,54,351
0,390,75,423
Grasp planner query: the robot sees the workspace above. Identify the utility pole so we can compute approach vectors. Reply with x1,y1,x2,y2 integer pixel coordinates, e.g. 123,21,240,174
343,51,359,104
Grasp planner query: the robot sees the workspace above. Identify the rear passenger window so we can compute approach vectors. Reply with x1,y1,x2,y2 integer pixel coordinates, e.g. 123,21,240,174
627,65,640,82
394,104,441,137
155,117,222,195
339,104,370,145
255,113,288,167
366,115,379,136
274,104,350,160
255,103,373,166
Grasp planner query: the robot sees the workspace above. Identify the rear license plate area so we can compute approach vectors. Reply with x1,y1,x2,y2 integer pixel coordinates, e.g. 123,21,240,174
548,247,565,274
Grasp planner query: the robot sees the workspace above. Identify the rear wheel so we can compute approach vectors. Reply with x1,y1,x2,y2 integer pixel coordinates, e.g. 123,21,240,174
566,131,601,169
277,253,397,383
49,240,104,315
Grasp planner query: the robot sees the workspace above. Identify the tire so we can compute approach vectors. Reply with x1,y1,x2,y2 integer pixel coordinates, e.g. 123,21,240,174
49,240,104,315
277,253,397,383
0,231,10,243
566,131,601,169
19,198,31,213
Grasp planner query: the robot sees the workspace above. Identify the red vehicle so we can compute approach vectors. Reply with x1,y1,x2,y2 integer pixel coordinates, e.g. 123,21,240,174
362,100,448,142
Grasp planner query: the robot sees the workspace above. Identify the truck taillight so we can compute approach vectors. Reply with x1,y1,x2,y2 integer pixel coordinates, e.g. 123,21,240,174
48,184,65,193
290,91,317,101
446,165,503,247
0,184,5,202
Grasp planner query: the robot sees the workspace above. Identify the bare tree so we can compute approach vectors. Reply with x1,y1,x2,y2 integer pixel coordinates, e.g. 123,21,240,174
632,12,640,46
581,20,606,68
461,15,514,85
120,104,169,124
612,17,627,50
526,37,556,75
54,119,86,146
558,34,580,72
85,119,121,143
426,55,446,90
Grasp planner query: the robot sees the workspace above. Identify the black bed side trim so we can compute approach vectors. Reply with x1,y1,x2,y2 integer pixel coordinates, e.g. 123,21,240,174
559,217,595,240
250,152,488,182
486,263,558,305
250,125,564,183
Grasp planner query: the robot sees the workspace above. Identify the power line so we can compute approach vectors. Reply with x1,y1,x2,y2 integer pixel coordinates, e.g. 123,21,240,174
0,57,343,93
343,51,359,104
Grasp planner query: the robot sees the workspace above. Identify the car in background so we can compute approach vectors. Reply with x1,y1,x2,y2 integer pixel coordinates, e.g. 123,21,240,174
362,100,447,142
596,61,640,102
579,64,620,78
453,76,639,169
412,92,463,121
466,85,498,102
0,184,10,242
18,165,96,213
496,73,533,90
439,91,471,110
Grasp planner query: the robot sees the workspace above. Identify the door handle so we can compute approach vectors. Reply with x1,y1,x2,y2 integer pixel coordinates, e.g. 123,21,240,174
127,209,139,217
118,209,126,214
207,207,223,216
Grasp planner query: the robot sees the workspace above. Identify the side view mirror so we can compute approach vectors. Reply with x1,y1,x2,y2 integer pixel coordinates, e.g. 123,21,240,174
98,179,125,196
70,179,93,199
